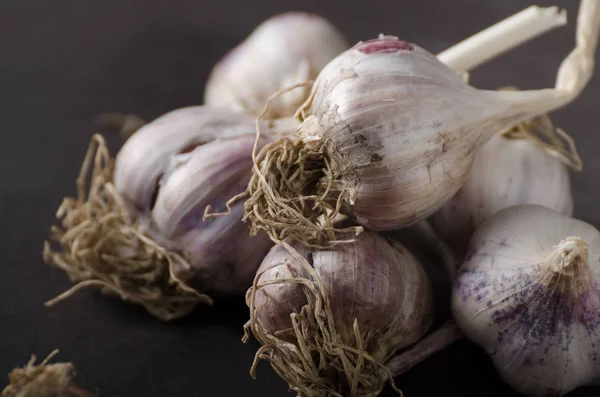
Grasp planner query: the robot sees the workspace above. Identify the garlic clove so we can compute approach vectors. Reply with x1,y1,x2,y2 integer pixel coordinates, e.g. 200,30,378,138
114,106,256,211
452,204,600,396
431,129,574,258
204,12,348,118
114,105,297,212
150,135,273,294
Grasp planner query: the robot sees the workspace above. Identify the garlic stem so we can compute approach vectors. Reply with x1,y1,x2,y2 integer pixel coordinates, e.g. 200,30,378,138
386,321,463,376
437,5,567,73
482,0,599,141
413,221,459,282
541,236,591,296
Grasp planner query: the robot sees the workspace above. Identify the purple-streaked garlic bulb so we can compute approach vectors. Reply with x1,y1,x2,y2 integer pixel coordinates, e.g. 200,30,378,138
431,121,574,259
245,230,433,396
44,106,295,320
452,204,600,396
204,12,348,118
239,0,599,248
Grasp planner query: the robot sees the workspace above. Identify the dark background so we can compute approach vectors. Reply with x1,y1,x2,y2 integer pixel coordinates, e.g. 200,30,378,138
1,0,599,396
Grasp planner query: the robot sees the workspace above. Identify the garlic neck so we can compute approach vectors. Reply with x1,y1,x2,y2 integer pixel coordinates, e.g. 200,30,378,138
541,236,591,298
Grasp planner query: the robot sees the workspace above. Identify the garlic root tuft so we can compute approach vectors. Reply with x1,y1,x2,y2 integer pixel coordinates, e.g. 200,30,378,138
205,82,363,248
43,134,211,321
2,350,94,397
236,137,360,248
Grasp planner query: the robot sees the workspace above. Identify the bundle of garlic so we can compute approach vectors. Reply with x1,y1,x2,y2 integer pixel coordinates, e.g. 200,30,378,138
431,114,577,259
224,0,599,249
244,230,435,396
204,12,348,118
452,204,600,396
43,106,296,321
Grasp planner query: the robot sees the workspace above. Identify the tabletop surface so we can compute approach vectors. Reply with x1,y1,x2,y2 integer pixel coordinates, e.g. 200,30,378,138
1,0,599,396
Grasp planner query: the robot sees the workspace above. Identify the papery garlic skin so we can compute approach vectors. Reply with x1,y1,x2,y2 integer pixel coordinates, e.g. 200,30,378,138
432,133,573,256
204,12,348,118
255,230,434,363
452,204,600,396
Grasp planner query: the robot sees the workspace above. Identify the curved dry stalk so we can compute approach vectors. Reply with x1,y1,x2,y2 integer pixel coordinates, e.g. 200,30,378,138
243,241,401,397
2,350,95,397
43,134,211,321
386,321,463,376
412,221,460,282
204,82,362,248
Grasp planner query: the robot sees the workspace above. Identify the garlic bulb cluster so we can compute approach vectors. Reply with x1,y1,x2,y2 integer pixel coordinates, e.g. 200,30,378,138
431,121,574,257
240,0,599,247
204,12,348,118
246,230,433,396
44,106,296,320
452,205,600,396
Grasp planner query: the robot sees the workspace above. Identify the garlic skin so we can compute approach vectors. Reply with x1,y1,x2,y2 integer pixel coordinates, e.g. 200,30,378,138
452,204,600,396
204,12,348,118
432,132,573,256
249,230,433,395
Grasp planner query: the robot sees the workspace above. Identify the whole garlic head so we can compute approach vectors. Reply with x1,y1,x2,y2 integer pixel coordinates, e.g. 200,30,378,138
248,231,434,396
432,126,573,257
204,12,348,118
452,204,600,396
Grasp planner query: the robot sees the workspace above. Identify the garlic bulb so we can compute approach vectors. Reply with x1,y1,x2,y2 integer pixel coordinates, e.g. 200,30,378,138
44,106,294,320
238,0,600,247
452,204,600,396
431,121,574,258
245,230,433,396
204,12,348,118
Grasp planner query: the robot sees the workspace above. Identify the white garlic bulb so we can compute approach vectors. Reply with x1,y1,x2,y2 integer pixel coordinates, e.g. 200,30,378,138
431,125,574,257
204,12,348,118
452,204,600,396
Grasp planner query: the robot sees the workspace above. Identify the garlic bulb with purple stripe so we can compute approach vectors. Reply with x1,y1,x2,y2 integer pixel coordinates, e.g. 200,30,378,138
245,230,433,396
452,204,600,396
44,106,294,320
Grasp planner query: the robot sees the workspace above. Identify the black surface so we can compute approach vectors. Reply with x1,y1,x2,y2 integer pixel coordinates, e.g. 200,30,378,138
1,0,599,396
